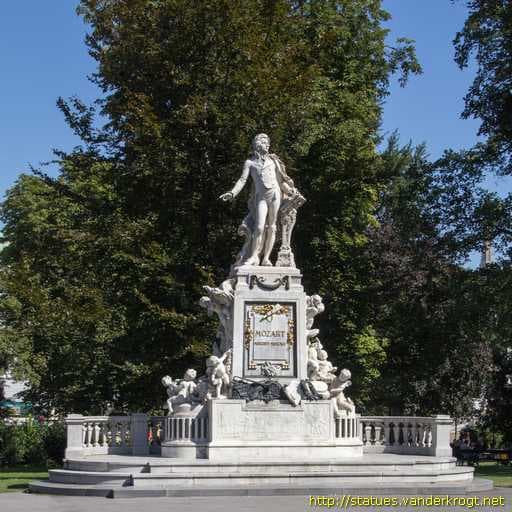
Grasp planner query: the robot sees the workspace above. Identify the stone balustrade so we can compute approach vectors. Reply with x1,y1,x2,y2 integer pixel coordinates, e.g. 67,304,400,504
65,412,452,459
334,412,360,441
149,416,165,455
65,413,149,458
164,413,209,443
360,415,453,457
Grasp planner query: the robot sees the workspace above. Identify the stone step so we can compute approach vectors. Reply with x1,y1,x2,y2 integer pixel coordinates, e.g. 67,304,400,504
48,464,473,486
49,469,132,485
29,477,493,498
29,480,114,497
130,467,474,487
64,455,458,474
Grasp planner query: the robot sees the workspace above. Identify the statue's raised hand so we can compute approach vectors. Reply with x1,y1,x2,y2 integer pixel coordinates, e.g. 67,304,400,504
219,192,234,202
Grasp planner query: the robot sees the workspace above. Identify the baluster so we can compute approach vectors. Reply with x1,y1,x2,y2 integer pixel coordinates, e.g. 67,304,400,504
374,423,382,445
382,421,390,446
399,423,405,446
120,422,127,448
98,421,105,447
156,419,162,446
421,423,428,447
391,422,398,446
82,422,88,447
155,420,160,444
425,424,432,447
412,422,419,447
91,422,97,447
126,420,132,447
107,421,114,446
364,422,372,445
88,422,94,447
417,423,425,447
407,422,413,446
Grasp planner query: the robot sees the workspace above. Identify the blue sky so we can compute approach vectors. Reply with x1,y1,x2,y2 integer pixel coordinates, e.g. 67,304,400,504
0,1,509,200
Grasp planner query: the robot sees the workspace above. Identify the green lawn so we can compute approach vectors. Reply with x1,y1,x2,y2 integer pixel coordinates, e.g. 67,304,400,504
475,462,512,488
0,466,48,493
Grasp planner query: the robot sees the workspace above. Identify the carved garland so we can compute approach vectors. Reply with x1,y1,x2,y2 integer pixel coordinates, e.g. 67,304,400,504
249,275,290,291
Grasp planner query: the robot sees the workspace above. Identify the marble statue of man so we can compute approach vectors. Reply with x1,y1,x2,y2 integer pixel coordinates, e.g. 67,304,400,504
219,133,297,266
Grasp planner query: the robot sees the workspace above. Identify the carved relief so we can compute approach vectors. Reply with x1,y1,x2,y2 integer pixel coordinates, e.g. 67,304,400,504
243,302,296,376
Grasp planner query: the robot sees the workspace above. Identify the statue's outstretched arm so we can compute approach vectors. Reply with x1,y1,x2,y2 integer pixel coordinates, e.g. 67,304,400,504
219,161,250,201
219,348,232,363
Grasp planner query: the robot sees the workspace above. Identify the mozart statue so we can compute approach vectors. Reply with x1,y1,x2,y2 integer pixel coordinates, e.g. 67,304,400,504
220,133,305,267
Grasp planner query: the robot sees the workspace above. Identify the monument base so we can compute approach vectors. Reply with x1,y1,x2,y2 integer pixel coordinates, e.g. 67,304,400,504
207,399,362,460
29,453,486,498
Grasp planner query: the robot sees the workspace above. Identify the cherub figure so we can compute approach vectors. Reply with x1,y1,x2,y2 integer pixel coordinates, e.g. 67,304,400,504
161,368,197,415
329,368,355,416
306,359,330,399
199,279,235,355
205,349,232,399
317,349,337,384
306,294,325,340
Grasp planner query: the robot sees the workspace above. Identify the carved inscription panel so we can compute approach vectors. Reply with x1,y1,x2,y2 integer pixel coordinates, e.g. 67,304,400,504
243,302,296,377
213,401,331,442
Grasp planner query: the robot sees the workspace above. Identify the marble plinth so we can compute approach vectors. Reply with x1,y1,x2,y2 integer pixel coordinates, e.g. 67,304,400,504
207,399,362,460
232,265,307,383
29,453,488,498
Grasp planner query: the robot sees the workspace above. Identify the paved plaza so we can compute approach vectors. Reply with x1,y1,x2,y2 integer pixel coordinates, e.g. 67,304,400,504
1,489,512,512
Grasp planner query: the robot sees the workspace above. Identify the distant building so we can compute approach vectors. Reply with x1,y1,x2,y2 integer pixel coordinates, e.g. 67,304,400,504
0,371,30,416
480,240,493,268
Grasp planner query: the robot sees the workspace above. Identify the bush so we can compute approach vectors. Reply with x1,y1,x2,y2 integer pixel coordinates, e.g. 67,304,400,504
0,418,65,467
43,422,65,465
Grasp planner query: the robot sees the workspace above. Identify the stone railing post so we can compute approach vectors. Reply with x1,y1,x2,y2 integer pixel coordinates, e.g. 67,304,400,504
65,414,85,459
131,413,149,456
430,415,453,457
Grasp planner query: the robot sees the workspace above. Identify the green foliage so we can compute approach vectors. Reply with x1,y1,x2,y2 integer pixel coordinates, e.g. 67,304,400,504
454,0,512,175
436,0,512,258
0,420,64,467
0,0,420,412
361,135,502,418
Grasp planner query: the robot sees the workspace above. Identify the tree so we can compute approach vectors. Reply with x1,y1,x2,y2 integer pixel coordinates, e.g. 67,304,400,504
441,0,512,258
454,0,512,176
363,136,496,417
0,0,420,413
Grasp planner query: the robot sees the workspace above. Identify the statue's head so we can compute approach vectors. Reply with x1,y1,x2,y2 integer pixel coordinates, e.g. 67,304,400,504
252,133,270,155
318,349,328,361
206,355,220,367
311,294,322,306
184,368,197,381
161,375,173,387
338,368,351,382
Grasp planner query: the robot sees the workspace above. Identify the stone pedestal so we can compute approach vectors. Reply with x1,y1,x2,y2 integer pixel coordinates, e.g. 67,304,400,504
161,405,208,459
231,265,307,384
207,399,362,460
